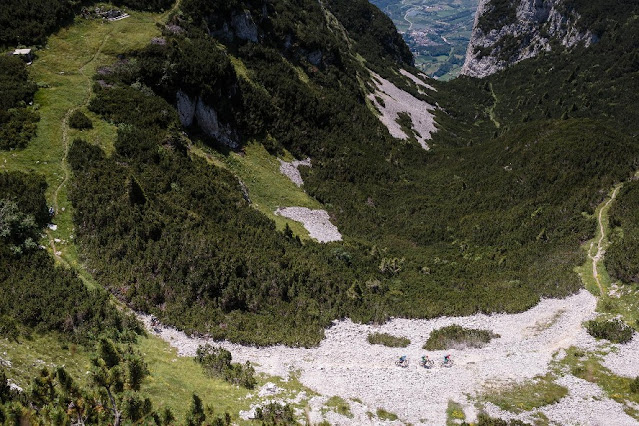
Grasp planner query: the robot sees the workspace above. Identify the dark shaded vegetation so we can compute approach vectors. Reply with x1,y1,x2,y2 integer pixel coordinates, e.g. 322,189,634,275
585,318,633,344
0,56,39,150
0,171,140,345
255,402,296,425
0,0,174,47
73,79,381,346
113,0,174,12
607,181,639,284
0,0,75,47
324,0,414,69
630,376,639,394
561,0,639,36
477,0,517,33
195,344,256,389
424,325,499,350
69,110,93,130
367,332,410,348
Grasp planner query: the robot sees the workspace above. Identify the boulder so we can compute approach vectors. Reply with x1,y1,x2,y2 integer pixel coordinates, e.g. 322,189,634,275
195,98,239,149
176,90,196,127
231,10,258,43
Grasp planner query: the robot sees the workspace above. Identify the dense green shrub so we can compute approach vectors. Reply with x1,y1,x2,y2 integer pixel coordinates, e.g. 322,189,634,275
585,319,633,344
195,344,256,389
255,402,295,425
69,110,92,130
0,0,75,46
0,0,175,47
606,181,639,284
475,414,531,426
630,377,639,394
113,0,174,12
477,0,517,33
324,0,414,68
424,325,500,350
0,171,140,344
0,342,193,425
0,56,39,150
367,332,410,348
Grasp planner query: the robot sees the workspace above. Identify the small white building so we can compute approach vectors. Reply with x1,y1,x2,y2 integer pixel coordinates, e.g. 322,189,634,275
12,48,33,63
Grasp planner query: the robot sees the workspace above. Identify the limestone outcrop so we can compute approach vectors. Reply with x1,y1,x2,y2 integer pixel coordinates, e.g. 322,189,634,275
176,90,239,150
461,0,596,78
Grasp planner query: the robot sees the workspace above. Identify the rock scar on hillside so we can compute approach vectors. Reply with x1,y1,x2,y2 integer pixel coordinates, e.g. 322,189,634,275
275,207,342,243
278,158,311,187
367,71,436,150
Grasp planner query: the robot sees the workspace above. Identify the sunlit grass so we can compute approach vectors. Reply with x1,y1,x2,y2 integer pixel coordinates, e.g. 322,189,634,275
480,375,568,413
190,141,325,240
556,347,639,420
0,8,163,275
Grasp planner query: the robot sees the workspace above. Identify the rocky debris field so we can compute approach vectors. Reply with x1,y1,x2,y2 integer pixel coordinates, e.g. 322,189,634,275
275,207,342,243
139,289,639,424
367,71,436,150
278,158,311,187
603,335,639,378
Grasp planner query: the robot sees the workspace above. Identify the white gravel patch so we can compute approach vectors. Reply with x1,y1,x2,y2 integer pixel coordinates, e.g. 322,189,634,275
367,71,436,150
602,334,639,378
483,374,637,425
278,158,311,187
275,207,342,243
399,69,437,92
139,289,611,425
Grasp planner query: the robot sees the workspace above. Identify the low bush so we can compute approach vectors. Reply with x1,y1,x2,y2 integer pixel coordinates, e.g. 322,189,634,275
326,395,352,418
195,344,256,389
0,56,39,150
254,402,295,425
424,325,500,350
376,408,398,421
367,332,410,348
630,377,639,394
585,319,633,344
476,413,531,426
69,110,92,130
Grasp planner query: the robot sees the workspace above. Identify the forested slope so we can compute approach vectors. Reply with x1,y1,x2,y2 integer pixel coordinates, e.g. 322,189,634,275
58,0,639,346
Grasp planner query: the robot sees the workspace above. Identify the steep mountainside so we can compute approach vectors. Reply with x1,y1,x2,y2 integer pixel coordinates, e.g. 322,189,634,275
1,0,636,348
3,0,639,352
2,0,639,422
461,0,595,77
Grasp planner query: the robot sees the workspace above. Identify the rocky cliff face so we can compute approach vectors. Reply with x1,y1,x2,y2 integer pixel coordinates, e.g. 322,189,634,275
176,90,239,150
461,0,596,78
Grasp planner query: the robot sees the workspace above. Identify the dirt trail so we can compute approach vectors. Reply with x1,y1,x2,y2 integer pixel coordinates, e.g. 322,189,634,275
589,185,620,296
487,82,500,129
47,33,112,260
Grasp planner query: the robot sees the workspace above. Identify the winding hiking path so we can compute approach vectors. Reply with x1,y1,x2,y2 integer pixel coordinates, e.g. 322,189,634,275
47,33,113,261
589,185,621,296
487,82,500,128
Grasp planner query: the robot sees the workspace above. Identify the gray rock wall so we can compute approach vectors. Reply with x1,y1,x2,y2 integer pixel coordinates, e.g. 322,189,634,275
461,0,595,78
176,90,239,150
